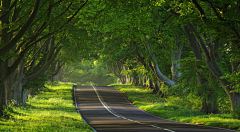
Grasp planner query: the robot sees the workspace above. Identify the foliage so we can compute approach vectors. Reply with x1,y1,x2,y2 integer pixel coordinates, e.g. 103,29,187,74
232,104,240,120
112,84,240,130
166,94,202,111
0,82,92,132
23,74,48,90
172,55,230,113
221,70,240,93
218,96,232,114
1,100,15,119
1,0,240,122
63,60,116,86
156,82,168,97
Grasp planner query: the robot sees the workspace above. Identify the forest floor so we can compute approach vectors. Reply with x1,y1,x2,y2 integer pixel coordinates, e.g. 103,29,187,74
0,82,92,132
109,84,240,131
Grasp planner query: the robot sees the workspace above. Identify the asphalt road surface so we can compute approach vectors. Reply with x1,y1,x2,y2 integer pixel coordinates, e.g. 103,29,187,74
74,86,239,132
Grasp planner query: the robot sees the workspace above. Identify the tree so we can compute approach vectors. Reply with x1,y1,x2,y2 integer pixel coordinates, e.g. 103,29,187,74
85,0,238,114
0,0,88,115
168,0,240,112
63,60,116,86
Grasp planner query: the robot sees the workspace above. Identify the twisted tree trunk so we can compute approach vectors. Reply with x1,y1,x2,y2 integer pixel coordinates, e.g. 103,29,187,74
186,23,240,111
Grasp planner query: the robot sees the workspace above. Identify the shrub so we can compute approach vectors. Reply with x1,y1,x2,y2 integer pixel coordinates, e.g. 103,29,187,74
232,105,240,120
166,94,202,111
2,100,15,119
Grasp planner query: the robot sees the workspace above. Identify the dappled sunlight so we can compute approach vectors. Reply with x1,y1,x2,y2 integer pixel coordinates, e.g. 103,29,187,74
1,0,240,131
114,85,240,131
0,82,92,132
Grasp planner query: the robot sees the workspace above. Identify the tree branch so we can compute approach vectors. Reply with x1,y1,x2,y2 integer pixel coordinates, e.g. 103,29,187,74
59,0,88,30
0,27,20,37
50,62,64,76
23,46,62,86
54,2,72,20
33,52,48,72
24,37,52,66
0,0,41,56
186,23,224,78
191,0,207,21
204,0,226,21
0,0,17,20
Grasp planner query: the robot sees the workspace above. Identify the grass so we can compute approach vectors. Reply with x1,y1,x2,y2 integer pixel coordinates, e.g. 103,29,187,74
109,84,240,131
0,82,92,132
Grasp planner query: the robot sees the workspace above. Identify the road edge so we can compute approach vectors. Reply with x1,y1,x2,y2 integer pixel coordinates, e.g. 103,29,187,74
112,86,240,132
73,85,97,132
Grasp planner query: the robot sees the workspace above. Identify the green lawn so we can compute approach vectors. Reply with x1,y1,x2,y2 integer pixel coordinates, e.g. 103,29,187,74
110,84,240,131
0,82,92,132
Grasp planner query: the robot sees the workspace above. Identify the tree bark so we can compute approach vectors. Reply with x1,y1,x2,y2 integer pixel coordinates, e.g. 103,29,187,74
22,46,62,87
152,78,159,93
142,35,176,87
183,24,219,114
109,62,125,84
171,35,184,82
0,0,41,56
186,22,240,111
0,0,11,115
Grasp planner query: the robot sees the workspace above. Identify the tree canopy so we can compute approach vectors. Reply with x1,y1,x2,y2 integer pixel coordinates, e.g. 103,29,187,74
1,0,240,116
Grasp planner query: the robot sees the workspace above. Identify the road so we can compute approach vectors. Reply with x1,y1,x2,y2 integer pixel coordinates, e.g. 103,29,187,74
74,86,239,132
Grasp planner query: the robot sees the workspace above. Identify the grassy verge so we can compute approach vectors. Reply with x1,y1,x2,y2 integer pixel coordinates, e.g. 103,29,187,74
109,84,240,131
0,82,92,132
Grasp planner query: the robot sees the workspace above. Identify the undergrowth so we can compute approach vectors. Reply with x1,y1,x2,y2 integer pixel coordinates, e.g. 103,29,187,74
109,84,240,131
0,81,92,132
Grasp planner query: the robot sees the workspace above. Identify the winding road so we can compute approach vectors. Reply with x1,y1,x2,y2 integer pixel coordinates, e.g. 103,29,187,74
74,86,239,132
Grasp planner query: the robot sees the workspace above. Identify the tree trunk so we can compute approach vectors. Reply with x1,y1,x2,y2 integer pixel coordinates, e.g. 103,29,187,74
133,74,139,86
0,61,8,115
22,89,28,104
119,76,125,84
13,52,26,104
183,25,220,114
229,93,240,111
136,75,139,86
22,46,62,87
152,78,159,93
6,71,15,104
145,74,148,88
48,61,57,82
201,97,219,114
148,76,153,88
142,74,146,87
28,88,39,96
138,72,142,86
110,62,125,84
157,81,164,97
16,82,22,104
0,0,11,116
0,81,7,116
124,66,130,83
186,22,240,111
143,38,175,87
171,35,184,82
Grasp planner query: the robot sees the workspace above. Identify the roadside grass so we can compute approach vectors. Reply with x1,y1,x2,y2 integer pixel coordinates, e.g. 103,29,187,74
109,84,240,131
0,82,92,132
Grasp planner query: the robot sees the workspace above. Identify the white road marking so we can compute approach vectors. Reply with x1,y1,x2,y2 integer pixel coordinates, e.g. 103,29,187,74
113,87,240,132
74,86,240,132
92,86,175,132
